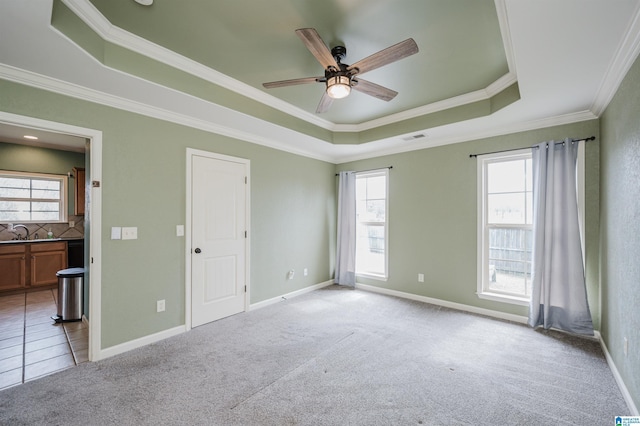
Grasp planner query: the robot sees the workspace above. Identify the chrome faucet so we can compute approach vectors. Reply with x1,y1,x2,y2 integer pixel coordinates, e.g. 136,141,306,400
11,224,30,240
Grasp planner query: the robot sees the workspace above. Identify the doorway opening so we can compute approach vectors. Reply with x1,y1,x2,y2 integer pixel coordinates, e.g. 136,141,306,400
0,112,102,386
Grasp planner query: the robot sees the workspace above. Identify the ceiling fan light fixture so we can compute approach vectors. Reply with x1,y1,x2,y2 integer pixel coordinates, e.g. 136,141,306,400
326,75,351,99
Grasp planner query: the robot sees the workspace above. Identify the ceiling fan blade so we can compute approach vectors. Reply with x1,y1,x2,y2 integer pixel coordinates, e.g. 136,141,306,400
352,79,398,102
316,92,334,113
347,38,418,75
296,28,340,71
262,76,323,89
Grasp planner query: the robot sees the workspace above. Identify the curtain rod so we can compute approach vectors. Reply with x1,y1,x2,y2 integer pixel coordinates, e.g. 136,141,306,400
335,166,393,176
468,136,596,158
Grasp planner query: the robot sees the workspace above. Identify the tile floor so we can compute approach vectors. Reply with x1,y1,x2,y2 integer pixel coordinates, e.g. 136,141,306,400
0,289,88,390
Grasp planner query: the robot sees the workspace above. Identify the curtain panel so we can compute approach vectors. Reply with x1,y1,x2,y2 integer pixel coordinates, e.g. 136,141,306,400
335,171,356,286
528,139,594,335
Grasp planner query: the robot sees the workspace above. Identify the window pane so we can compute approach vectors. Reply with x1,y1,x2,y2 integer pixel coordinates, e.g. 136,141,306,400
488,227,532,297
487,193,526,224
0,187,31,198
356,224,385,276
366,176,386,199
32,201,60,213
355,172,387,277
488,259,531,296
364,200,385,222
31,189,60,199
487,161,525,193
0,200,30,221
32,211,60,221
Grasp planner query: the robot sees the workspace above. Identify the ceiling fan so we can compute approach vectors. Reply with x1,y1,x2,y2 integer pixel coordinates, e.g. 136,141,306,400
263,28,419,113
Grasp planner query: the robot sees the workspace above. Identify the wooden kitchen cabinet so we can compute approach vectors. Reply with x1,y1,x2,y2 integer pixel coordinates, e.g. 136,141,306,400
30,241,68,287
73,167,85,216
0,244,27,291
0,241,67,293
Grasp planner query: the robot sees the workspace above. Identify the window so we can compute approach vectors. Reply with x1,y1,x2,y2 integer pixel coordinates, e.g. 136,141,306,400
0,171,68,223
355,169,388,279
477,151,532,304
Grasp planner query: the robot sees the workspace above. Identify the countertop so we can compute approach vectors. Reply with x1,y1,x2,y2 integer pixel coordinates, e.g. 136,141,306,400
0,237,83,245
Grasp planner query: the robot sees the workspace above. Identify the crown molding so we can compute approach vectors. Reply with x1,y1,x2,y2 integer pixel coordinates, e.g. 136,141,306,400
0,63,335,163
60,0,334,130
495,0,517,75
590,1,640,117
334,73,518,132
336,110,597,164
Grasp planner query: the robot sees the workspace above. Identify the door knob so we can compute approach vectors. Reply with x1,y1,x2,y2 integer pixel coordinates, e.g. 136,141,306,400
194,248,201,254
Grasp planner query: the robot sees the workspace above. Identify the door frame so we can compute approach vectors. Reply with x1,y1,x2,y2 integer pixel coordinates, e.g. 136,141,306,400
185,148,250,331
0,111,103,362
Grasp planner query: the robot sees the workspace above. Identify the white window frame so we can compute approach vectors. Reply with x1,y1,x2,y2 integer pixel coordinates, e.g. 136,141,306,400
476,144,585,305
0,170,68,224
355,169,389,281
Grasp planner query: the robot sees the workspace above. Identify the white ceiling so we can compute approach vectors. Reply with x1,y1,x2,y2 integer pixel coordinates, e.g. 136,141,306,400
1,1,640,162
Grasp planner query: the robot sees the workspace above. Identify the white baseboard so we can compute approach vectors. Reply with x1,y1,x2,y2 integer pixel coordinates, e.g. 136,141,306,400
355,283,529,324
249,280,334,311
599,336,639,415
97,325,186,361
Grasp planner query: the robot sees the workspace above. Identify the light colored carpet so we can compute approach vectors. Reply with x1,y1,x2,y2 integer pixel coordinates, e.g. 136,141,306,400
0,285,629,425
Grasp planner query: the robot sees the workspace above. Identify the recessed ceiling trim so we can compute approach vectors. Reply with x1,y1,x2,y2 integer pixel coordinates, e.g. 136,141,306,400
60,0,517,134
60,0,334,130
334,73,517,132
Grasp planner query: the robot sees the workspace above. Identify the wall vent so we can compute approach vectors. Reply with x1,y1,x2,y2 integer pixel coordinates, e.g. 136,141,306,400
402,133,427,142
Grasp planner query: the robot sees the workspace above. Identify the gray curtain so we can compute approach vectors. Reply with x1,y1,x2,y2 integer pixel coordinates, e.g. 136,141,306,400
528,139,594,335
335,171,356,286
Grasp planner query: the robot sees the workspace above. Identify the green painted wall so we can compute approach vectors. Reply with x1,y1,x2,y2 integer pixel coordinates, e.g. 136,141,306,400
0,79,335,349
0,142,85,217
600,53,640,410
336,120,601,321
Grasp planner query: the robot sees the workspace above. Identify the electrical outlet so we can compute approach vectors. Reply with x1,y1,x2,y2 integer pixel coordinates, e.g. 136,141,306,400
287,270,295,280
304,268,308,276
418,273,424,283
69,221,75,228
157,299,165,312
624,337,628,356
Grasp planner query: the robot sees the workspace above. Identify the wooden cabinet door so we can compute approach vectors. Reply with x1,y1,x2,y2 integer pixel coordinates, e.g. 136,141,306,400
74,167,86,216
0,245,27,291
30,242,68,287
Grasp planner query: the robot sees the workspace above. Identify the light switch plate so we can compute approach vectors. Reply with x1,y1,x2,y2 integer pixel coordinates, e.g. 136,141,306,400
176,225,184,237
111,227,122,240
122,227,138,240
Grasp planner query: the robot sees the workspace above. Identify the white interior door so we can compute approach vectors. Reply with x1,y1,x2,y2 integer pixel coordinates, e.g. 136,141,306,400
191,153,247,328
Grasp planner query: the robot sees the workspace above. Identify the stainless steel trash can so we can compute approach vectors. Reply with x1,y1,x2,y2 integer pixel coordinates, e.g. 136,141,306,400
55,267,84,322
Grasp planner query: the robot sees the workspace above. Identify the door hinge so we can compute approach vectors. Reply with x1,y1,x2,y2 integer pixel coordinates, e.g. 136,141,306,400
91,257,94,264
245,231,247,238
245,176,247,184
244,285,247,293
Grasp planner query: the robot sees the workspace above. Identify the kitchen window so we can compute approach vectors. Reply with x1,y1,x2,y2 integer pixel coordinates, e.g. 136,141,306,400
0,170,68,223
355,169,388,279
